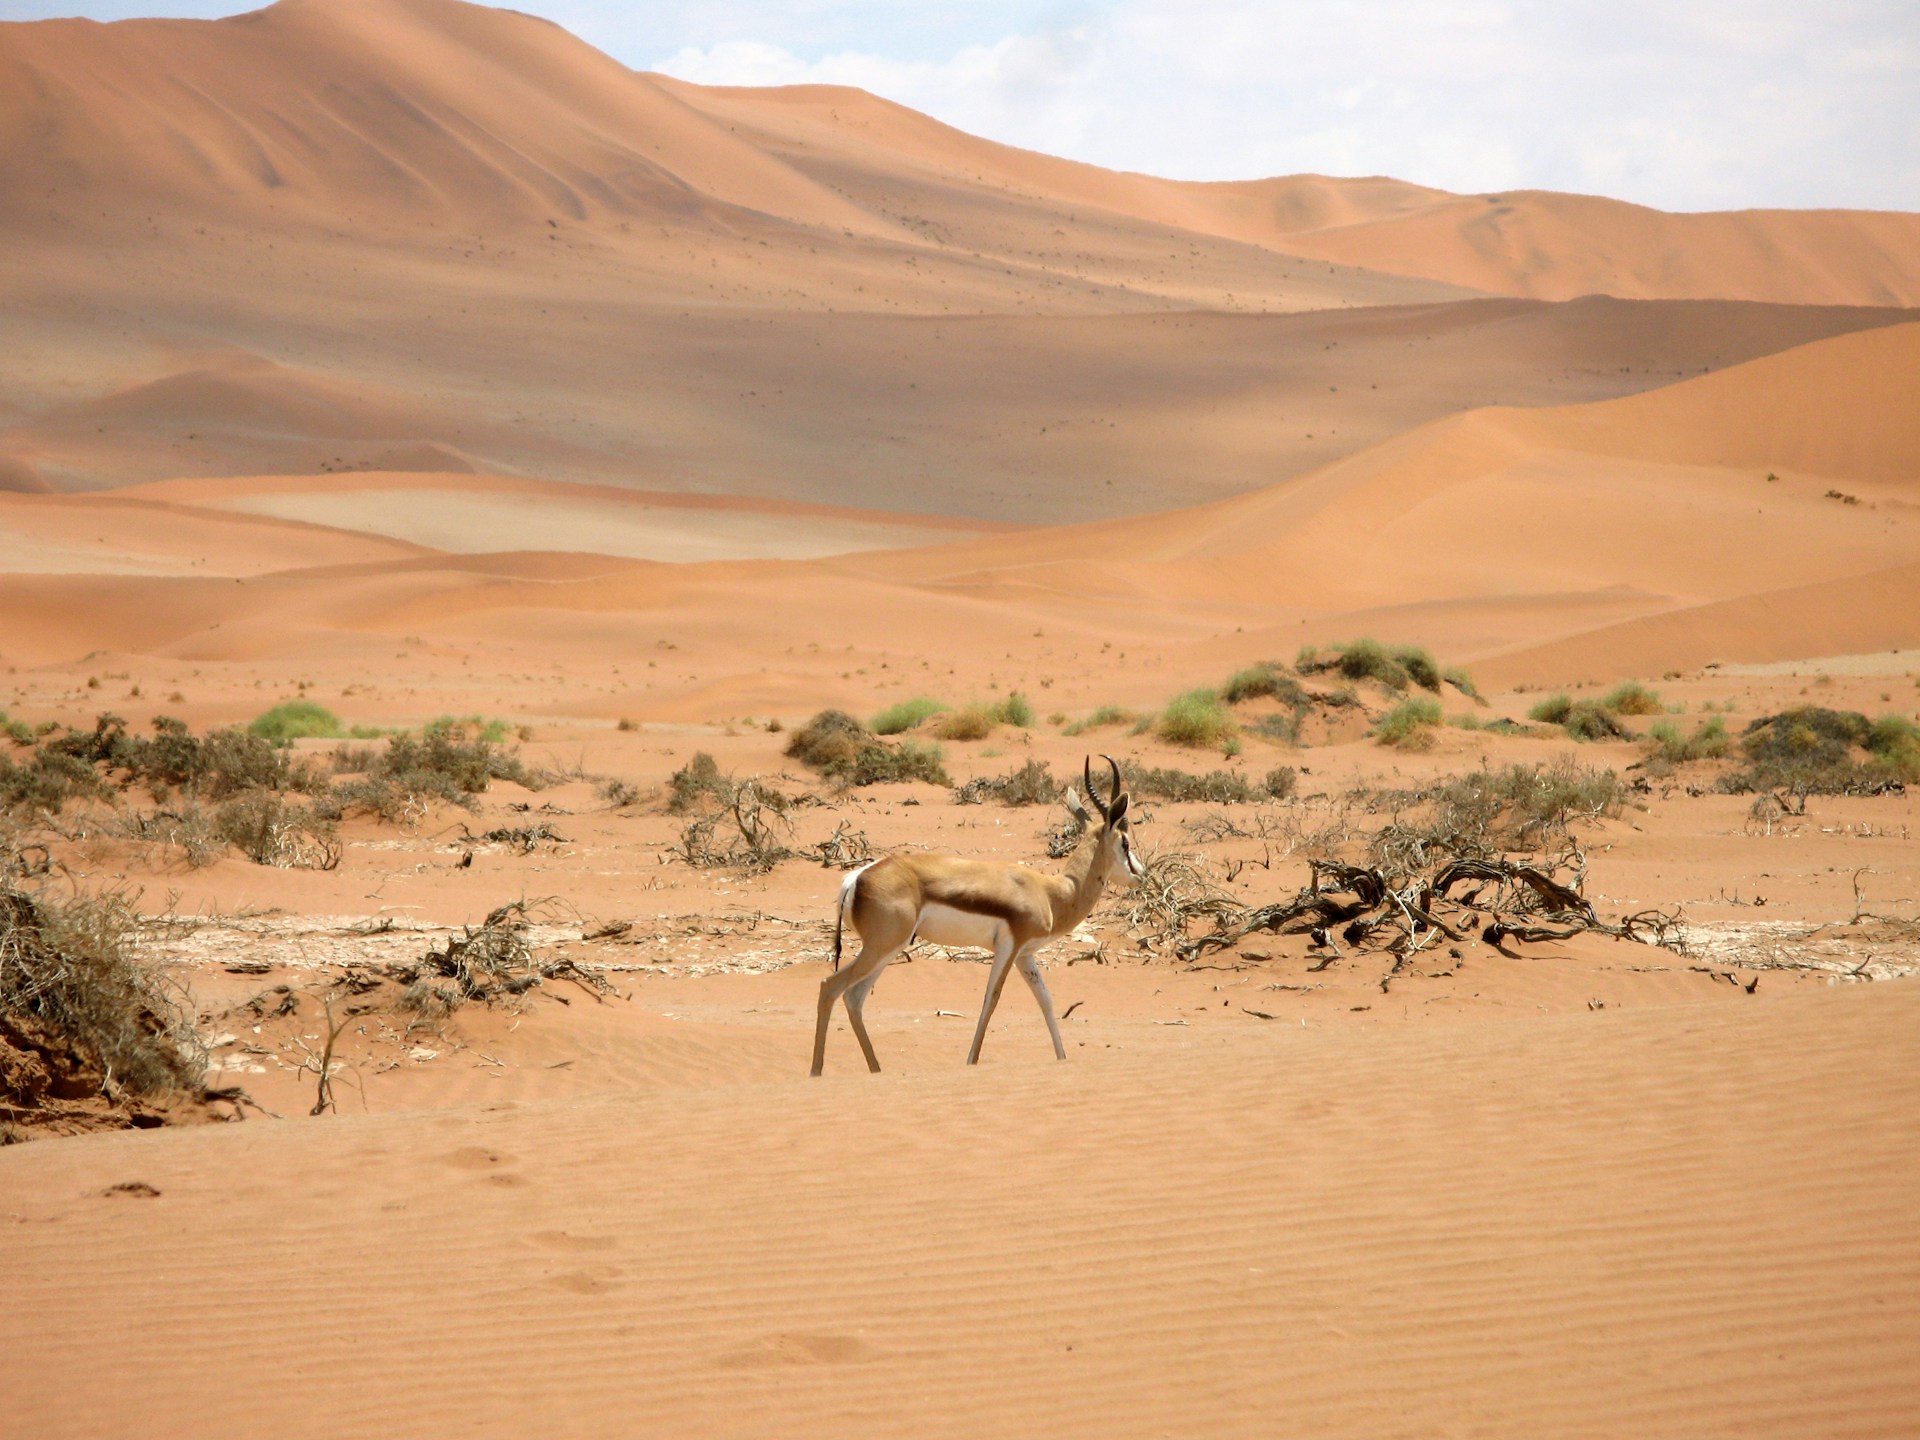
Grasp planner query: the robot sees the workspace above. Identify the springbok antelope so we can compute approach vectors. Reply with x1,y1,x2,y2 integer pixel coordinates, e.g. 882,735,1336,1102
811,755,1144,1075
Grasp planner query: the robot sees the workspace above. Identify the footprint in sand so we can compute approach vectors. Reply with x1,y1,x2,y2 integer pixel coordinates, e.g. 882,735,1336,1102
532,1230,618,1253
442,1147,529,1185
549,1267,625,1295
717,1333,880,1368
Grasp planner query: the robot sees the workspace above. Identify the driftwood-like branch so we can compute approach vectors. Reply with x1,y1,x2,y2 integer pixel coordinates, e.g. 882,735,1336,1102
1177,850,1687,965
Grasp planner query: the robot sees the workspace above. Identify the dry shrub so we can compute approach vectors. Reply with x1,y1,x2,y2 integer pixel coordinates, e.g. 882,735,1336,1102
334,726,531,819
1602,682,1664,717
1,884,207,1127
1378,758,1629,855
668,752,726,813
673,776,795,874
952,759,1061,807
786,711,951,786
933,705,996,741
391,900,610,1019
1122,763,1264,804
214,791,342,869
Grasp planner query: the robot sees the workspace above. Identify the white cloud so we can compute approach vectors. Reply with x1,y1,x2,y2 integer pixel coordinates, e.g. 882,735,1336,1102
650,0,1920,210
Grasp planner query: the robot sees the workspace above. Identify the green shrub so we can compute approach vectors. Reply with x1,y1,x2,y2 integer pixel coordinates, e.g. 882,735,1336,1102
1394,647,1442,692
851,740,950,786
1063,704,1136,737
1156,689,1236,749
1222,663,1308,706
992,693,1035,728
786,711,950,786
249,700,344,742
1647,716,1730,764
1443,667,1484,703
0,749,107,815
1375,697,1443,748
1602,682,1664,717
1529,694,1574,724
1867,715,1920,780
335,727,530,816
1299,638,1409,690
1297,639,1446,693
668,752,726,813
424,714,513,744
1563,702,1629,742
870,697,948,735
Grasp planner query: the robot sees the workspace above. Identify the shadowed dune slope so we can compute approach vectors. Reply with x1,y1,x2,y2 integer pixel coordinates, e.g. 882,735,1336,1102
0,323,1913,691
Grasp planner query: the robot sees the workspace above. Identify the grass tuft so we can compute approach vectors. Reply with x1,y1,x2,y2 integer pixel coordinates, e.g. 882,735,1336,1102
869,697,948,735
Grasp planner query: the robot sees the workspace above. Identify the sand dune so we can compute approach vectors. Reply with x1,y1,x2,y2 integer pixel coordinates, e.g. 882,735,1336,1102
693,80,1920,306
0,322,1915,688
5,0,1919,514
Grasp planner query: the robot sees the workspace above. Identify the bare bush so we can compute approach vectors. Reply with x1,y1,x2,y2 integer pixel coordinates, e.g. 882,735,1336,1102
1,884,208,1129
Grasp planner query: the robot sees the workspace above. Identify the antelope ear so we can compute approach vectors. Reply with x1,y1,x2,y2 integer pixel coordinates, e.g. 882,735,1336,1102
1109,795,1129,824
1063,787,1091,822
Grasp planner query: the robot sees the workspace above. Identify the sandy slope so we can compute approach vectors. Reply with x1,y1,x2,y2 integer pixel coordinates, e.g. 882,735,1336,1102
4,0,1918,514
0,321,1915,696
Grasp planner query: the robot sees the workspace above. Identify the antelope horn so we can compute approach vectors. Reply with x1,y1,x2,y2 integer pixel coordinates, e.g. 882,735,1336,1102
1103,754,1123,812
1082,756,1109,822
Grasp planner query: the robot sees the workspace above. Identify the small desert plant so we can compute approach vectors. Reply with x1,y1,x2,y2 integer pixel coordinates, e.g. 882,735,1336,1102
1646,716,1731,764
1601,682,1664,717
1063,704,1136,737
667,752,726,814
1156,689,1236,749
1442,667,1485,702
933,705,995,741
1298,639,1446,693
1222,662,1309,706
1867,715,1920,781
1263,766,1298,800
952,759,1061,806
249,700,345,743
213,790,341,869
1121,763,1263,804
870,697,948,735
0,883,207,1110
424,714,514,744
786,711,951,786
993,692,1035,728
1375,697,1442,748
1408,758,1629,851
1529,694,1628,742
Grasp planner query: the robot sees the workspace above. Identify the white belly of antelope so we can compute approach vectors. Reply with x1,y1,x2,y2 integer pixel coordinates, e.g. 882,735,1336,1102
911,903,1009,952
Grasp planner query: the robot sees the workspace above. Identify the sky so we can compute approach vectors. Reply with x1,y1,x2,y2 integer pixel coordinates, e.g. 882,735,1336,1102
7,0,1917,211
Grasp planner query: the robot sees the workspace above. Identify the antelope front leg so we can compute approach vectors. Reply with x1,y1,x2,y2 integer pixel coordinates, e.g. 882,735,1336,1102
966,933,1018,1065
1016,949,1067,1060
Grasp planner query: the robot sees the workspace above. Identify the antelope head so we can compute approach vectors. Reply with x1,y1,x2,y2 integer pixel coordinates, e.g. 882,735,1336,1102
1065,754,1146,886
